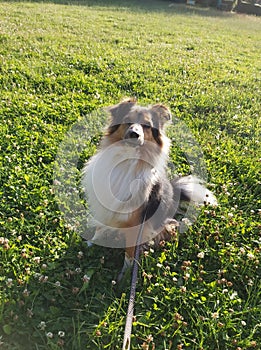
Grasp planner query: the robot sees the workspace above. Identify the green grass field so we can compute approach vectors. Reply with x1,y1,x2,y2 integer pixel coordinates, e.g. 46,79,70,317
0,1,260,349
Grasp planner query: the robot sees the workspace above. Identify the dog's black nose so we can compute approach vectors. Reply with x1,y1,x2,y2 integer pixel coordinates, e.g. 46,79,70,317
124,124,144,146
129,131,139,139
125,124,143,138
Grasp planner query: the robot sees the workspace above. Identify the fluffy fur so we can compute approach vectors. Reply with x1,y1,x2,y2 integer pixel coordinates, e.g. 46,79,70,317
81,98,217,275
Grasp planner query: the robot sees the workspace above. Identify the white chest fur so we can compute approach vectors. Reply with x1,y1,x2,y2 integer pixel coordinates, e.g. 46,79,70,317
81,143,163,229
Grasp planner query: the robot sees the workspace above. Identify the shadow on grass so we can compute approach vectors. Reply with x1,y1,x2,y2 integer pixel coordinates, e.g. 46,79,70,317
3,0,235,18
1,238,126,350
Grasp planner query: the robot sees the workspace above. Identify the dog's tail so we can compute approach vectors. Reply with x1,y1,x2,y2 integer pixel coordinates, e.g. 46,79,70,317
154,176,217,243
172,175,217,207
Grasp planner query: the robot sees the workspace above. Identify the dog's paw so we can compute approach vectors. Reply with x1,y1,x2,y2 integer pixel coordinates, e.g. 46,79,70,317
153,219,179,248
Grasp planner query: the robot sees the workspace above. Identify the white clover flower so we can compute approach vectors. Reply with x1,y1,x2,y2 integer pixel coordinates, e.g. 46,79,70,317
6,278,13,287
39,275,48,283
46,332,53,338
33,256,41,264
185,273,190,280
239,247,245,255
247,279,254,286
247,252,255,260
197,252,205,259
58,331,65,338
83,275,90,283
77,251,84,259
23,289,30,297
230,291,238,300
38,321,46,330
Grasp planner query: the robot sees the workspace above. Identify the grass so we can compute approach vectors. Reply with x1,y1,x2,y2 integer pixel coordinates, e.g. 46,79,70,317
0,0,260,349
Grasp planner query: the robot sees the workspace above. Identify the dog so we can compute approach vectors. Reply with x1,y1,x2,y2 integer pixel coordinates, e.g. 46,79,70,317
81,98,217,277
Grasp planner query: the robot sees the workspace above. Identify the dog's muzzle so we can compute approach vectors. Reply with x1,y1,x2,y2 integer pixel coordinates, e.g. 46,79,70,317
124,124,144,146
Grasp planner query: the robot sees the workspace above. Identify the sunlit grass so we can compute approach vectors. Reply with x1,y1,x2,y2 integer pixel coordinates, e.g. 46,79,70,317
0,1,260,349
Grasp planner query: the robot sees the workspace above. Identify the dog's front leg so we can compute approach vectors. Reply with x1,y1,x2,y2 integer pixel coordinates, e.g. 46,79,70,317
117,246,135,282
117,227,137,281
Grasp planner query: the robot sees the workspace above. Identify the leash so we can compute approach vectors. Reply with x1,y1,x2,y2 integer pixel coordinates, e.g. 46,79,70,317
122,213,147,350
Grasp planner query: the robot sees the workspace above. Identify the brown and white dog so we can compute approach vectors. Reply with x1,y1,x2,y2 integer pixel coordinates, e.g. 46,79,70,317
81,98,217,276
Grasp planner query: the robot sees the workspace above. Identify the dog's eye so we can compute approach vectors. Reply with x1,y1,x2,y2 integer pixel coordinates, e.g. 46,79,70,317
142,124,151,129
151,127,160,137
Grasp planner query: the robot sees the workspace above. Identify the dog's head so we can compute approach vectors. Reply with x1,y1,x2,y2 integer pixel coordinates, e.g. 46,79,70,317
105,98,171,147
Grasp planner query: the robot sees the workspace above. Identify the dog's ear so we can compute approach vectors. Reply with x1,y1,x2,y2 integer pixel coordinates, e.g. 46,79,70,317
151,104,171,129
107,98,137,125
